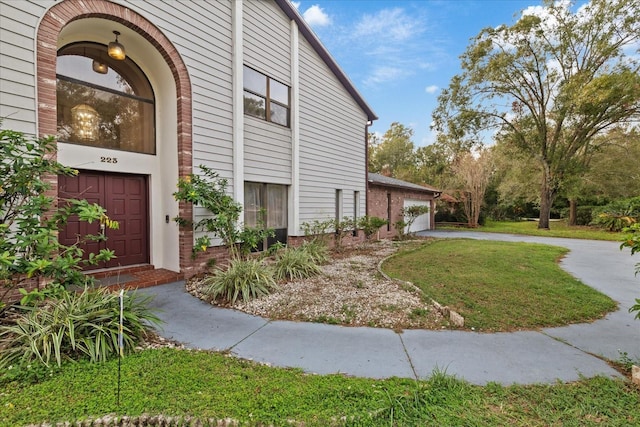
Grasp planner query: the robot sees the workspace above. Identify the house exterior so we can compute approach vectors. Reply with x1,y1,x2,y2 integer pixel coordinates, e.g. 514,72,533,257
367,173,440,239
0,0,376,278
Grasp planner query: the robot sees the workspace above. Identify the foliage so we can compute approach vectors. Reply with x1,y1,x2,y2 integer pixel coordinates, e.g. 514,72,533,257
433,0,640,229
620,223,640,319
592,197,640,231
401,205,431,235
1,348,639,426
204,258,276,303
450,149,493,227
368,122,417,180
384,239,616,331
357,215,388,240
0,287,160,368
301,218,334,245
393,219,407,240
299,239,330,265
0,127,117,312
273,246,322,281
173,165,273,259
333,216,356,249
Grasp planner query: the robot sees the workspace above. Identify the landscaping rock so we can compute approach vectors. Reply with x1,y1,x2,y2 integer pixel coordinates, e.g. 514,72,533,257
450,310,465,327
633,365,640,386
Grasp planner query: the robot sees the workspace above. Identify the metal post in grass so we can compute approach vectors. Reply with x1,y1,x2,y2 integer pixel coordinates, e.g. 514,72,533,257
117,288,124,406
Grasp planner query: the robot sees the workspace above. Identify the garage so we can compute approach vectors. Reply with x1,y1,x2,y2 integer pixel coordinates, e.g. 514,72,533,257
403,199,431,233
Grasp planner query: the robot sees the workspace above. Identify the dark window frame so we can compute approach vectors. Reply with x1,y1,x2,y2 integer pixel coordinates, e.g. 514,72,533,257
243,65,290,127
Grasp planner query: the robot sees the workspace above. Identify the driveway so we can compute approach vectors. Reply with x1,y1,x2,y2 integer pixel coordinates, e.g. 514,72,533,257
141,231,640,385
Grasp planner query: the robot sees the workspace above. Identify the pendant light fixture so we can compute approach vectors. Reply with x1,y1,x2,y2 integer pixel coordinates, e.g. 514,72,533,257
92,59,108,74
108,30,126,60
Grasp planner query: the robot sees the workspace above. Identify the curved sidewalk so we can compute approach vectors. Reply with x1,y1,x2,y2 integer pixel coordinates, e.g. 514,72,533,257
140,231,640,385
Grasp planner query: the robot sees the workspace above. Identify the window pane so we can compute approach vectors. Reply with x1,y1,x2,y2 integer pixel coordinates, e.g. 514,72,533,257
57,79,155,154
270,102,289,127
243,66,266,96
270,79,289,105
266,184,287,228
244,92,266,119
244,182,262,227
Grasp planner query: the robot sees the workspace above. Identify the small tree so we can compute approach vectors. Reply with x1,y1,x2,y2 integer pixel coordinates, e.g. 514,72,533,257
401,205,431,236
0,127,117,312
172,165,272,260
357,215,388,240
451,149,493,227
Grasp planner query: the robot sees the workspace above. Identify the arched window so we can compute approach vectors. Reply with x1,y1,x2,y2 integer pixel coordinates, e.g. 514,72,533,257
56,43,155,154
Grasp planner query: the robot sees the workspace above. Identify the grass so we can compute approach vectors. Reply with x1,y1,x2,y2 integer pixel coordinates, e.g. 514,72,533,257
1,348,638,426
471,220,623,241
382,239,617,331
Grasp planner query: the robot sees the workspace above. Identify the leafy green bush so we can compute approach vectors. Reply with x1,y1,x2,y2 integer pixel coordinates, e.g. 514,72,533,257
357,215,388,239
274,246,322,281
592,197,640,231
621,223,640,319
0,127,118,312
204,258,276,303
0,287,160,368
173,166,273,259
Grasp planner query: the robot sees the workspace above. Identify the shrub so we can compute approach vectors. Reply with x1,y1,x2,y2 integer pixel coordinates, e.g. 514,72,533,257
0,287,160,368
0,127,118,312
592,197,640,231
357,215,388,239
621,223,640,319
274,246,322,281
173,165,273,259
204,258,276,303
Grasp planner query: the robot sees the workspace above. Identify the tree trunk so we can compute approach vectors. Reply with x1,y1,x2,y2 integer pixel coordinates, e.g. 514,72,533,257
538,168,554,230
568,199,577,226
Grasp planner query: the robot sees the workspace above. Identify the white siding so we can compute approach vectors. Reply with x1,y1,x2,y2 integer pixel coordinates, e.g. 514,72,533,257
0,0,46,133
297,36,368,229
242,0,292,185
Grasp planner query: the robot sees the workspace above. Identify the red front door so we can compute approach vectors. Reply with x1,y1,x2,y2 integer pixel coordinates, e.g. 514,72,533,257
59,171,150,270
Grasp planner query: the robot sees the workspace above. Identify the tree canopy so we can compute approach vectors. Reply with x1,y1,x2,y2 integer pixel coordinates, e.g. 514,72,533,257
433,0,640,228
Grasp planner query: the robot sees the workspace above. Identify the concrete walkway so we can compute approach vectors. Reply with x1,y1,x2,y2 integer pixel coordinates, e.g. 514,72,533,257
140,231,640,385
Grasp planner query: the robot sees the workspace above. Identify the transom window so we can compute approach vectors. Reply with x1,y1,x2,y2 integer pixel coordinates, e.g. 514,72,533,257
243,65,290,127
56,43,155,154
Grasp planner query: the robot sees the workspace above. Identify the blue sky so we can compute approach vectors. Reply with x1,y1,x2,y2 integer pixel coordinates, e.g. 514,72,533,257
292,0,543,147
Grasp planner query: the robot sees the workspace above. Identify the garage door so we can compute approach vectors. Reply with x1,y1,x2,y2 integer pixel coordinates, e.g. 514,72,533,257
403,199,430,233
58,171,149,270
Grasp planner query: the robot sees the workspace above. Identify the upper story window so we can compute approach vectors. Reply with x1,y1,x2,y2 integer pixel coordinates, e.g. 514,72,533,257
56,43,155,154
243,65,290,127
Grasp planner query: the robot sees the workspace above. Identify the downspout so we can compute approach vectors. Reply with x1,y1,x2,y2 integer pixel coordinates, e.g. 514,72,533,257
365,120,372,216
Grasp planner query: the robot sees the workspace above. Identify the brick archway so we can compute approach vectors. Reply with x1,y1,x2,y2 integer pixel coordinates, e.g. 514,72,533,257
37,0,194,271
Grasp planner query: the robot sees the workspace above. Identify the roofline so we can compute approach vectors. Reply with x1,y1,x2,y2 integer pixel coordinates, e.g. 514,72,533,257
275,0,378,122
367,179,442,196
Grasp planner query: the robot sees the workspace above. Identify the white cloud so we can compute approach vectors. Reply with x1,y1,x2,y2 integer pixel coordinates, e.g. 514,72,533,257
303,5,331,27
353,8,422,43
291,1,301,9
425,85,439,94
363,66,409,87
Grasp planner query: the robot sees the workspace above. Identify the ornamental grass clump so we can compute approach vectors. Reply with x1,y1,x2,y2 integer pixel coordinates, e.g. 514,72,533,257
299,239,330,265
0,287,160,369
273,246,323,281
204,258,276,303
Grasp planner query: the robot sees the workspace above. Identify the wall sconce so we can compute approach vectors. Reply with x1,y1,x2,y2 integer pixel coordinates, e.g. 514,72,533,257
108,30,126,60
71,104,99,141
92,59,108,74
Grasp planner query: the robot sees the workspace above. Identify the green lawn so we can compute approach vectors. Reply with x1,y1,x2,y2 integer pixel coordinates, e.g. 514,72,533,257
1,349,638,426
470,220,622,241
383,239,616,331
